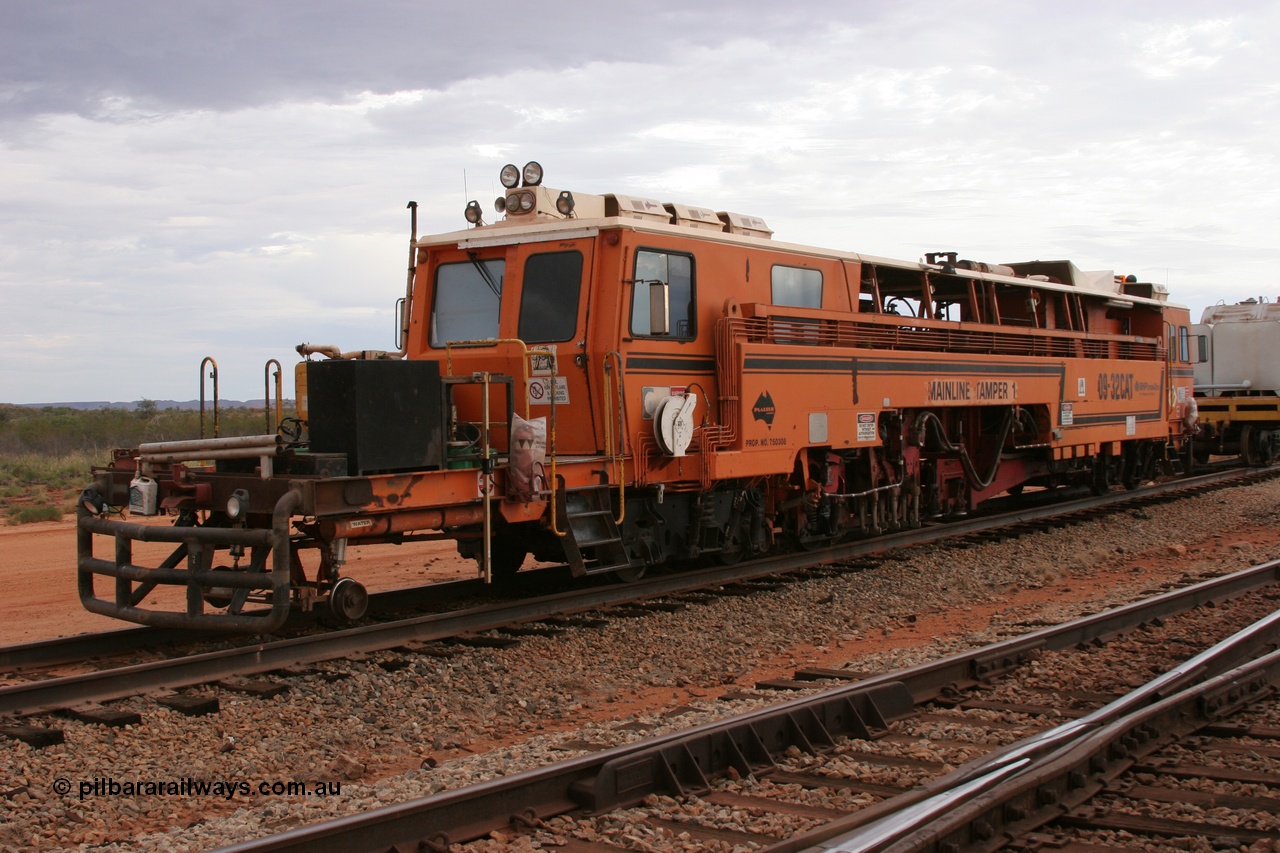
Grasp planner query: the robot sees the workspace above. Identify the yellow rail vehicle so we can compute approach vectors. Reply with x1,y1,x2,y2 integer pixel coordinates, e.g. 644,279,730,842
77,162,1199,632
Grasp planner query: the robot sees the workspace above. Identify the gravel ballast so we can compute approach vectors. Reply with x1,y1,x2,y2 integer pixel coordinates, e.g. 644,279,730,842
2,479,1279,851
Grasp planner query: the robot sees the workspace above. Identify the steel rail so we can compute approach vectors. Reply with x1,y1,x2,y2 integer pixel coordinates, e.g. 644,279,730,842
0,574,507,674
812,623,1280,852
207,559,1280,853
1,464,1273,717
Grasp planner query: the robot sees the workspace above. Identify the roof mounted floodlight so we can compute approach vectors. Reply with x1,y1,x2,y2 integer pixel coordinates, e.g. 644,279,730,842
556,190,575,216
512,190,535,212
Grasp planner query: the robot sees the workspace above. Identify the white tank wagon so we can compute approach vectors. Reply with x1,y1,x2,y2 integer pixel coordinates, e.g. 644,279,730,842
1193,298,1280,465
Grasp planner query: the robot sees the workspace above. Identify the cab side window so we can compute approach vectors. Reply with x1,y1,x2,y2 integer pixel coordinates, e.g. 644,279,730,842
630,249,695,338
771,265,822,308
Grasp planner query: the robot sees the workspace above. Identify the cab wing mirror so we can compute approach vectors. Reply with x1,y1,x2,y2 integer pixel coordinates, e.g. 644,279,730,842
649,280,670,336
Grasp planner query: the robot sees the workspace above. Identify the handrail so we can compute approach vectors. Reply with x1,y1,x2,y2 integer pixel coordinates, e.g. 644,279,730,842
443,338,561,535
443,338,532,419
264,359,283,435
603,351,626,525
199,356,219,439
480,371,493,581
547,349,564,536
736,302,1164,362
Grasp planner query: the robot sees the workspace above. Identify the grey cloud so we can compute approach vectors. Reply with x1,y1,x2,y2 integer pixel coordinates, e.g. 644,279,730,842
0,0,896,121
1,0,1278,402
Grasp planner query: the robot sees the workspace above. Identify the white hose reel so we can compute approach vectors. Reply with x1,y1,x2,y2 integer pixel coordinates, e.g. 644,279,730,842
653,393,698,457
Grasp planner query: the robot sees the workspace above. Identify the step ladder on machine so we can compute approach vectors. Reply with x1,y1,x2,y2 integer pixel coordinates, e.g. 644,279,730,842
558,484,633,577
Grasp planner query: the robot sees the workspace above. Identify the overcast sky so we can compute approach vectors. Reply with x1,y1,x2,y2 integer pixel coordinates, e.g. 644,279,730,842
2,0,1277,404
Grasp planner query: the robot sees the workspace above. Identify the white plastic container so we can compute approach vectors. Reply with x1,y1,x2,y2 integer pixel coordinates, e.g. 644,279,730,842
129,476,158,516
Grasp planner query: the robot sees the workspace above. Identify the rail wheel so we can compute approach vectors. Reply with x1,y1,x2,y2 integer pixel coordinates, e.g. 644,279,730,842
487,537,527,580
202,567,242,609
1240,425,1277,467
1090,455,1114,495
609,563,646,583
328,577,368,623
1121,443,1148,491
715,542,745,565
1191,438,1211,466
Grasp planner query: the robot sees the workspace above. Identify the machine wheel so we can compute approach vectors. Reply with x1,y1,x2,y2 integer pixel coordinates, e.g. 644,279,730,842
202,582,234,609
485,538,527,581
1121,444,1145,491
1241,426,1257,466
1090,456,1114,495
1191,439,1210,466
609,563,646,583
328,578,368,623
1240,425,1276,467
715,544,745,565
202,564,244,609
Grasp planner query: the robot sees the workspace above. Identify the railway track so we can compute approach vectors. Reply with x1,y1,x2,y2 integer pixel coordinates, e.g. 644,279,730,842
1,464,1247,677
0,464,1275,727
0,573,526,674
207,561,1280,852
801,621,1280,851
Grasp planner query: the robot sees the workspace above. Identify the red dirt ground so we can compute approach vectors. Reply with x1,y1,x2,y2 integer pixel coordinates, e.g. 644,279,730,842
0,517,475,645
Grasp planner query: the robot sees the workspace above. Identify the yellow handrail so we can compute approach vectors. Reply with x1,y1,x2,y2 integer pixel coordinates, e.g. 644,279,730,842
443,338,563,533
604,351,626,525
546,349,563,536
444,338,532,418
481,371,492,581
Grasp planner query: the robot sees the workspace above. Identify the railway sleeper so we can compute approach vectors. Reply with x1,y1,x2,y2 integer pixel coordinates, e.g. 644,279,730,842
1055,807,1280,844
0,722,64,748
59,702,141,728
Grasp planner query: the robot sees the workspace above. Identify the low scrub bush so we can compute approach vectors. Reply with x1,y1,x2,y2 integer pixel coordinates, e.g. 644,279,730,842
0,404,287,457
7,504,64,525
0,404,294,524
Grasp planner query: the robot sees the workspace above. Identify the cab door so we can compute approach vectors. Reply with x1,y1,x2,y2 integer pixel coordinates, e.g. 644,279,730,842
510,238,598,454
613,243,717,463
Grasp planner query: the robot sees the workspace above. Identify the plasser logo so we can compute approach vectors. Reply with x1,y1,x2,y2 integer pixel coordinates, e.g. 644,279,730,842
752,391,776,427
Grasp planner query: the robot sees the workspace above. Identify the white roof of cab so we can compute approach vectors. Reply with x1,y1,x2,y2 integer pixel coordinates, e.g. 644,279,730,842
417,212,1179,310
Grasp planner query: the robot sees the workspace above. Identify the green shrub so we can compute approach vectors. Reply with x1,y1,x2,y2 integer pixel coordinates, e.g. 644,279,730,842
0,404,294,458
7,504,64,525
0,452,99,489
0,405,296,512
